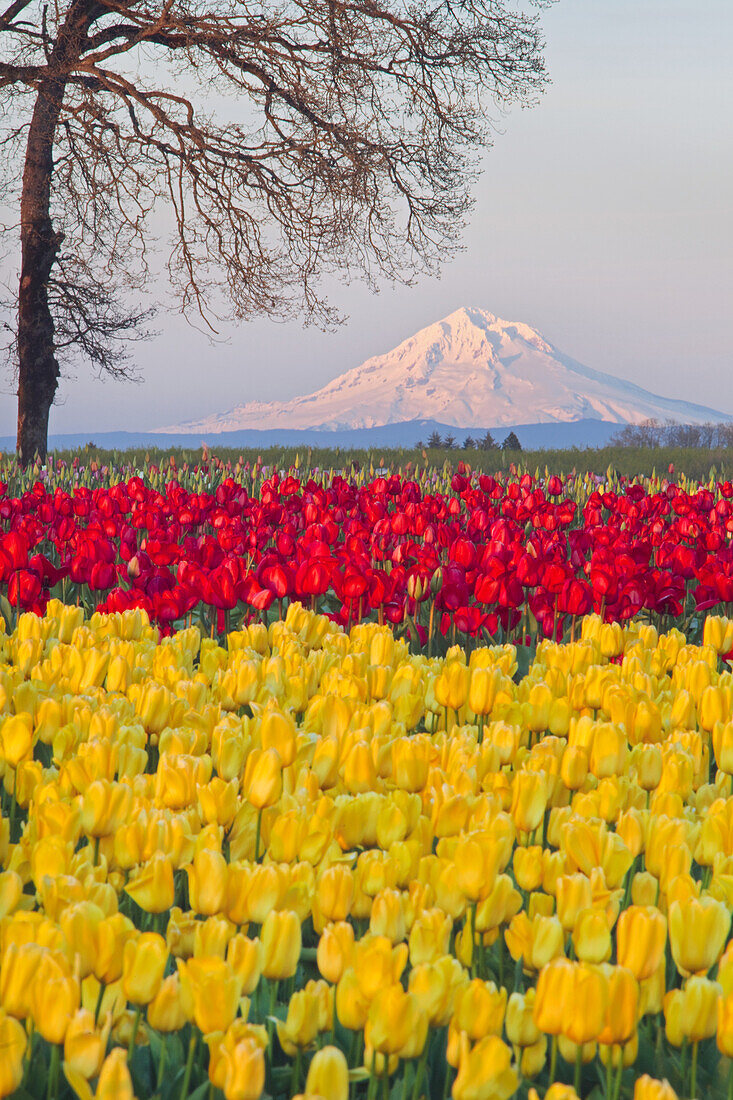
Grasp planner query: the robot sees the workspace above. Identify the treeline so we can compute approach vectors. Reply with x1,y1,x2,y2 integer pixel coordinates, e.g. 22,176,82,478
419,429,522,452
610,420,733,448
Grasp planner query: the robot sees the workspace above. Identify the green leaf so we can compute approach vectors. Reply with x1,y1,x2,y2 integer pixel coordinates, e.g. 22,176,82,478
185,1083,210,1100
0,594,13,632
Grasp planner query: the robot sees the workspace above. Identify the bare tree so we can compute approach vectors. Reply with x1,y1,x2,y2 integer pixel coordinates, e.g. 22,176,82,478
1,0,550,462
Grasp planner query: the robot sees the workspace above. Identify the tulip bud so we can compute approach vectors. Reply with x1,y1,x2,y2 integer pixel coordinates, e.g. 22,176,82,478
664,976,721,1045
122,933,168,1005
244,748,283,811
30,952,80,1044
452,1034,518,1100
178,957,243,1034
616,907,667,982
0,1011,27,1096
125,853,175,914
304,1045,349,1100
633,1077,679,1100
261,910,301,980
668,896,730,977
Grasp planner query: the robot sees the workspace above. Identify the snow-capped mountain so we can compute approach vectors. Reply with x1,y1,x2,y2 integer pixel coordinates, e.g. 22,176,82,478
160,307,730,433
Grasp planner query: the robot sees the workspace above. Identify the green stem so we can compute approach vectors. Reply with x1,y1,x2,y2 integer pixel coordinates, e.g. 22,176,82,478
128,1004,142,1060
21,1027,35,1092
156,1035,168,1092
179,1035,197,1100
401,1063,412,1100
574,1043,583,1096
441,1062,452,1100
367,1050,378,1100
605,1050,613,1099
255,807,263,863
727,1060,733,1100
93,980,106,1026
93,834,101,866
680,1039,688,1095
411,1043,429,1100
46,1044,60,1100
468,902,477,978
291,1047,303,1095
690,1040,698,1100
549,1035,558,1085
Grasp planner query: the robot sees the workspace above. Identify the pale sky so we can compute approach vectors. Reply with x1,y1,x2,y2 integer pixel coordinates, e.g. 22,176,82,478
1,0,732,435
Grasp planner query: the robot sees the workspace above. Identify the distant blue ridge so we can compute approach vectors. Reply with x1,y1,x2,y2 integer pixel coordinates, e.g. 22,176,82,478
0,418,627,453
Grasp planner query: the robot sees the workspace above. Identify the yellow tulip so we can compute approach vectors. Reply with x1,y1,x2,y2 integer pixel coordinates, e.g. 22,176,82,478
511,770,548,835
146,974,188,1033
450,978,507,1042
59,902,105,980
408,956,468,1028
513,846,544,892
633,1077,678,1100
178,957,243,1035
276,982,327,1054
561,963,608,1046
80,779,134,839
0,714,33,767
317,866,354,924
303,1045,349,1100
186,847,228,916
122,933,168,1005
408,909,452,966
261,910,301,980
29,951,80,1044
555,873,593,932
616,906,667,982
505,912,565,973
668,896,730,977
244,747,283,810
664,976,721,1045
259,706,297,766
596,965,638,1046
532,959,575,1036
63,1008,111,1079
365,984,427,1058
226,935,264,995
317,922,355,985
505,989,541,1048
335,969,370,1030
352,935,408,1001
452,1033,518,1100
572,909,611,964
125,853,175,914
0,1011,26,1097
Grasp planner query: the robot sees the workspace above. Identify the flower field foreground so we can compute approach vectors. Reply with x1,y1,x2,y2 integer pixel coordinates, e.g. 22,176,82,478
2,604,733,1099
3,468,733,645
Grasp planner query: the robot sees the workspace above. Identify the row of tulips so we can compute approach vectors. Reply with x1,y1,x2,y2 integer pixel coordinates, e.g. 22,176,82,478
3,467,733,644
1,600,733,1097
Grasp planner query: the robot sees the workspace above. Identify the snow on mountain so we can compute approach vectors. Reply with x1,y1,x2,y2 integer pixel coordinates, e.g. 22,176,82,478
160,307,731,433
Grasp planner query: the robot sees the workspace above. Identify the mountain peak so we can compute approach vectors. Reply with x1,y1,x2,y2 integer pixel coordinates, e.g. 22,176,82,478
160,309,731,434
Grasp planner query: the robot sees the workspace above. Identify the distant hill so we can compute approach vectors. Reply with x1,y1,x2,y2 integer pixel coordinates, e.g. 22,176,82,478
0,419,631,453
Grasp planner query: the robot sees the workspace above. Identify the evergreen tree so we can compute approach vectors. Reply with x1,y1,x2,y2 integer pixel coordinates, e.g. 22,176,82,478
478,430,499,451
427,431,443,448
502,431,522,452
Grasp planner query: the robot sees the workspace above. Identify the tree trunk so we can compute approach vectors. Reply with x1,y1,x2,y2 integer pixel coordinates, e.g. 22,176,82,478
17,87,65,465
16,0,94,465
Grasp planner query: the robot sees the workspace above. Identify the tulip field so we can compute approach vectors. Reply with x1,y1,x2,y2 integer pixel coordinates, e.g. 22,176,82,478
3,459,733,1100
